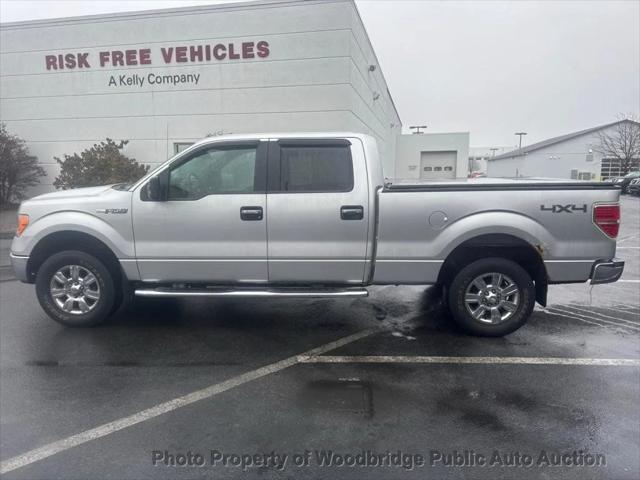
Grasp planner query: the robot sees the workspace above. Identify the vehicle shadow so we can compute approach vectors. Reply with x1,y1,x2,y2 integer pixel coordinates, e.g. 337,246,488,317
22,286,466,368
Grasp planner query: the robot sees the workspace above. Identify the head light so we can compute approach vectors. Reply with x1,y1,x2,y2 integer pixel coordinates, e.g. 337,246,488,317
16,214,29,236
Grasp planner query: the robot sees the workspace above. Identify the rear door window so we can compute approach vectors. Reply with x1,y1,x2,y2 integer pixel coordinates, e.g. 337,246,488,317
279,144,353,192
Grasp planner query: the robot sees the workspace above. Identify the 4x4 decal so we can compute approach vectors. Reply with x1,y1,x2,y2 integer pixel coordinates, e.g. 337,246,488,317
540,204,587,213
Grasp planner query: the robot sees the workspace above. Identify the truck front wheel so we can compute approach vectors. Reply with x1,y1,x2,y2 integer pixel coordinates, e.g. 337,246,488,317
35,250,116,327
447,257,535,336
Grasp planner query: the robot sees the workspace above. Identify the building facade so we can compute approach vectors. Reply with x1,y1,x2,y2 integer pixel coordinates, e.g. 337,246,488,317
487,120,640,180
0,0,402,196
395,132,470,180
468,146,516,175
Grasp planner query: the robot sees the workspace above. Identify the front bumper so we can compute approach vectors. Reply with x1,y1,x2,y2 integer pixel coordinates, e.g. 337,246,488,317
590,258,625,285
9,253,30,283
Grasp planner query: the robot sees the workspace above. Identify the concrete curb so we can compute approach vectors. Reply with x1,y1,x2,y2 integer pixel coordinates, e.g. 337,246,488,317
1,208,18,239
0,265,16,282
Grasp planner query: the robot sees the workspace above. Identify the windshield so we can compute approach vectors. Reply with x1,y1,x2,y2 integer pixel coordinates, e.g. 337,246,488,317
624,171,640,178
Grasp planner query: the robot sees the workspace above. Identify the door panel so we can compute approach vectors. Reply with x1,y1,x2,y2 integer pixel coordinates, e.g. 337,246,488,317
266,139,369,283
132,142,268,283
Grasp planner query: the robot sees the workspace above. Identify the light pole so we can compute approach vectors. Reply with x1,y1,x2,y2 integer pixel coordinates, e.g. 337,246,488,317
490,148,499,157
410,125,427,134
515,132,527,149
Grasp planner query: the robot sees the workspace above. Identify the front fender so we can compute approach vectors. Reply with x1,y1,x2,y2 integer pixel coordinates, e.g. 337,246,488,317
10,210,135,259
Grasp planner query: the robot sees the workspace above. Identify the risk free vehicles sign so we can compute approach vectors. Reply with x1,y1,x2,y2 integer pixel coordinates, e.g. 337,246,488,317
44,40,270,70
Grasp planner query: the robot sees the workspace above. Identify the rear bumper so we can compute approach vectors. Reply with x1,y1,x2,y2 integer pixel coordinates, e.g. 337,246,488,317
590,258,625,285
9,253,30,283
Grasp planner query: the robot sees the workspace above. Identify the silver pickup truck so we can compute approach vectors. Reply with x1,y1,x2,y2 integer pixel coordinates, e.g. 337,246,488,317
10,133,624,336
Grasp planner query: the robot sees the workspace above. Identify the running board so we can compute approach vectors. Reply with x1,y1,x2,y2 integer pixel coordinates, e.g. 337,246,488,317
134,287,369,298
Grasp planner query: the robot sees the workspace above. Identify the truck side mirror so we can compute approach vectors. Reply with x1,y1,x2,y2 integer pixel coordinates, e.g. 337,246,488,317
148,176,163,201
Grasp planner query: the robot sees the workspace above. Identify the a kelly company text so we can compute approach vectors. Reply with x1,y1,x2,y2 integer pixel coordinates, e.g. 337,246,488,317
108,73,200,87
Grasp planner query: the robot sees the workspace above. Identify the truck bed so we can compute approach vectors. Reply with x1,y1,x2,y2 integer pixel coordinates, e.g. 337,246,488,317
374,177,620,285
384,177,619,191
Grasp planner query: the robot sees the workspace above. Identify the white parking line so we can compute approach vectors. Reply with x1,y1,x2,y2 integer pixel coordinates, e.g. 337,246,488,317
0,328,375,475
618,279,640,283
617,235,639,244
548,307,640,331
562,304,640,325
541,310,620,329
298,355,640,366
585,305,640,315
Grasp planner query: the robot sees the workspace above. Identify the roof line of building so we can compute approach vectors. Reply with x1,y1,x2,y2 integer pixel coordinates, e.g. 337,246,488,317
404,131,470,136
489,119,640,161
0,0,346,28
350,0,401,126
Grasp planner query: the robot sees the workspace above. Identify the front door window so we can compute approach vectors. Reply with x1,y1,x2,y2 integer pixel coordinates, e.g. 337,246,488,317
168,147,257,200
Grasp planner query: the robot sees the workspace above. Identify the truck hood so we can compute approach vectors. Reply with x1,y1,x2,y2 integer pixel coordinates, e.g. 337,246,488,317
27,185,117,202
17,183,133,229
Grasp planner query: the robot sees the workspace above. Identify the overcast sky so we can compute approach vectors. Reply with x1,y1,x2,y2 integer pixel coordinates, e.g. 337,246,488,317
1,0,638,148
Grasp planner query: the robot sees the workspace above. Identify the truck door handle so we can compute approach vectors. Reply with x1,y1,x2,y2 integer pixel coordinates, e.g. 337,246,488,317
240,206,263,221
340,205,364,220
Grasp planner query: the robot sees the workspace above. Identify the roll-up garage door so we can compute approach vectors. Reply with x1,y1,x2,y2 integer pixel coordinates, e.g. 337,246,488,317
420,151,456,179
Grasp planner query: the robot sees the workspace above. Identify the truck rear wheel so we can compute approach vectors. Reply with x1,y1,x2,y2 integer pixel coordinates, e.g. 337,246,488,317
447,257,534,336
35,250,116,327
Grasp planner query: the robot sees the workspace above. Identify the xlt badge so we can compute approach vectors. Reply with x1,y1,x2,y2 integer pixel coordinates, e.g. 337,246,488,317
96,208,128,214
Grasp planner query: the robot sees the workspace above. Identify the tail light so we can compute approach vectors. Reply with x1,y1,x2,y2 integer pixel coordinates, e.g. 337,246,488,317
593,204,620,238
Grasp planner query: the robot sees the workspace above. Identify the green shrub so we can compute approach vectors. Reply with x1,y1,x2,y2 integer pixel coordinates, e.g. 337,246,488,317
53,139,149,190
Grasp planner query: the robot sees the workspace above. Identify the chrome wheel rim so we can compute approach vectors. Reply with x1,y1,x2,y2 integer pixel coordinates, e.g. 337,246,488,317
464,272,520,324
49,265,100,315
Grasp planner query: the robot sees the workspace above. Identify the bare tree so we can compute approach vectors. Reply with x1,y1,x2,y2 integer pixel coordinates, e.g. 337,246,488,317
596,116,640,175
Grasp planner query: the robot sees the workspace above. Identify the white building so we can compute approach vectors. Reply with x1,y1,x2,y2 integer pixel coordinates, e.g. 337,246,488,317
0,0,402,196
487,120,640,180
395,132,470,179
468,146,516,174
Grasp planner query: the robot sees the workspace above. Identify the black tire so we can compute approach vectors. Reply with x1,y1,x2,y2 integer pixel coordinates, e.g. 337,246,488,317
447,257,535,336
35,250,116,327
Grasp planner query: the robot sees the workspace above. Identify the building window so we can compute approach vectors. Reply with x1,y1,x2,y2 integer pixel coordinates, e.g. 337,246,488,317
601,158,640,180
434,166,442,172
444,166,453,171
586,153,594,162
174,142,194,154
424,166,432,172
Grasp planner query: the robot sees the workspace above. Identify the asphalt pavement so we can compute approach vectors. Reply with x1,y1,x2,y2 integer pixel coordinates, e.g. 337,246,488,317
0,196,638,479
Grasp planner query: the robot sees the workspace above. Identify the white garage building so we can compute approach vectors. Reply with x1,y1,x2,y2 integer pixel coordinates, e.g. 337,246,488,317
487,120,640,180
395,132,470,179
0,0,402,196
